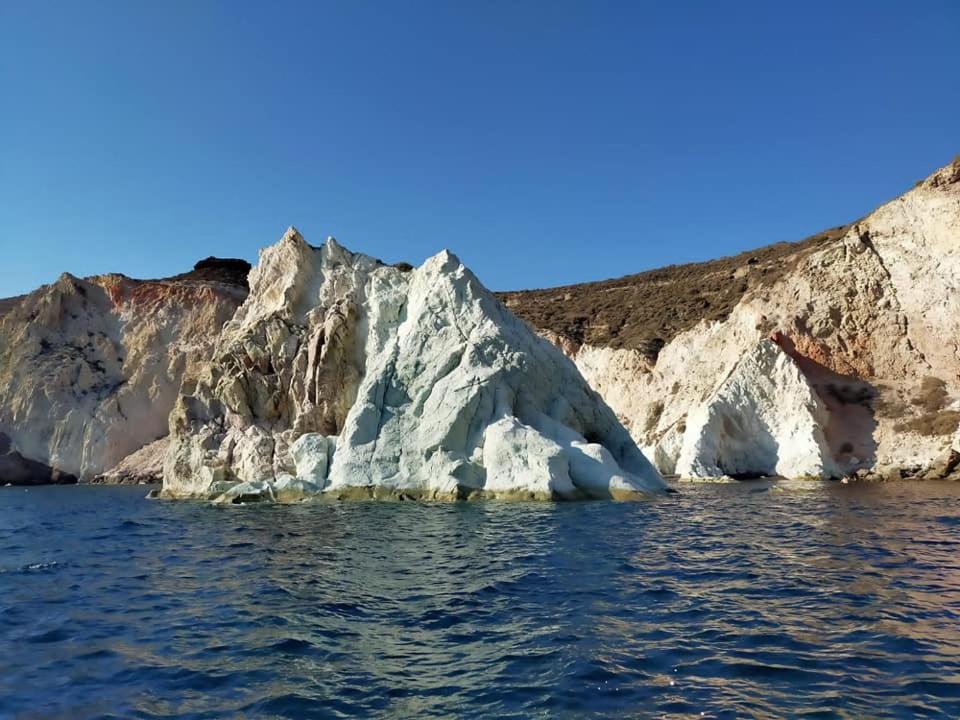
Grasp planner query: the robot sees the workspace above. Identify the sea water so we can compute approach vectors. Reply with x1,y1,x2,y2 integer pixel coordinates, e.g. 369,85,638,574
2,481,960,718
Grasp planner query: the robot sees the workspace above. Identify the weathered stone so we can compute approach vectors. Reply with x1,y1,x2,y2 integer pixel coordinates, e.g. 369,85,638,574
675,340,839,479
536,155,960,480
163,229,666,500
0,262,247,482
92,437,167,484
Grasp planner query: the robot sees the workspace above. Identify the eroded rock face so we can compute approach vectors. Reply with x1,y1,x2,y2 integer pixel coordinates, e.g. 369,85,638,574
517,156,960,479
0,261,249,482
163,229,665,500
675,341,839,479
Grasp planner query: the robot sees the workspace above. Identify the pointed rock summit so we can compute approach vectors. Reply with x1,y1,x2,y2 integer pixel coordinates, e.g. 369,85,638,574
163,230,666,500
675,340,840,479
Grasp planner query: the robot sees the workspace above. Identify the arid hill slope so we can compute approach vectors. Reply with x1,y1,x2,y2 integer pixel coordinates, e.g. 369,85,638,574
497,224,850,361
2,157,958,486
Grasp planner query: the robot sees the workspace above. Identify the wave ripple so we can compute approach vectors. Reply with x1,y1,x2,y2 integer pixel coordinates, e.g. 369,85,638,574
2,481,960,718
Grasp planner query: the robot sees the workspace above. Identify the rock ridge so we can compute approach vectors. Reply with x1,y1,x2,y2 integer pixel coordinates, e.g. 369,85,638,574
0,256,250,481
162,228,666,501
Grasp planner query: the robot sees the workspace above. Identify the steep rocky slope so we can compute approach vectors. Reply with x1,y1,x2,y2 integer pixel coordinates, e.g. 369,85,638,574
0,259,250,483
502,156,960,480
163,229,665,501
498,225,851,362
4,157,957,488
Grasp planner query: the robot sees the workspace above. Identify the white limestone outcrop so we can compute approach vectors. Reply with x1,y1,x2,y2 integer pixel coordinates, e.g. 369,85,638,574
163,229,665,501
675,341,839,479
7,156,959,487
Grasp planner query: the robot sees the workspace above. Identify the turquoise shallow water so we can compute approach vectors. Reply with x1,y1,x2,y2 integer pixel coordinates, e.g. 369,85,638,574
2,481,960,719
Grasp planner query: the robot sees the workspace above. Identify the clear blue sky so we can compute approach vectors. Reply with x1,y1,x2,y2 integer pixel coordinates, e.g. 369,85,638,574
1,1,958,297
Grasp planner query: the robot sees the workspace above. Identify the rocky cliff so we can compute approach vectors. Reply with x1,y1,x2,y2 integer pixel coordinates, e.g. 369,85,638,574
162,229,666,501
4,156,958,489
501,156,960,480
0,259,250,483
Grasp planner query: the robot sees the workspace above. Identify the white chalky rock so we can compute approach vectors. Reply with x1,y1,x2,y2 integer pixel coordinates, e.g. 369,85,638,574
289,433,333,487
675,340,840,479
272,474,323,502
211,474,322,504
164,229,665,500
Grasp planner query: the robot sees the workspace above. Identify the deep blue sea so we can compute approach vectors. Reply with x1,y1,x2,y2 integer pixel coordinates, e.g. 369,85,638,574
2,481,960,719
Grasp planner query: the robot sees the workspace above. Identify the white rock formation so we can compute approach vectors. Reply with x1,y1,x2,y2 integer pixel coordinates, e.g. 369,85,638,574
675,341,839,479
8,157,959,487
0,265,248,481
289,433,333,486
163,229,665,500
527,156,960,479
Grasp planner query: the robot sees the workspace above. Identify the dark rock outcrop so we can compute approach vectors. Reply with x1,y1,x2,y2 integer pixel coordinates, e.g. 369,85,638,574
0,433,77,485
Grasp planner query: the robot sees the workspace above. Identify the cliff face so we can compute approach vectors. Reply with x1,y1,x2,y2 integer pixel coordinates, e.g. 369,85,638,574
3,157,957,488
163,229,665,501
0,259,249,482
502,156,960,479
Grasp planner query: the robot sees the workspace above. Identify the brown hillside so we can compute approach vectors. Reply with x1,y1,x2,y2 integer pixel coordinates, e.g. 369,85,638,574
161,257,252,289
0,295,25,319
497,224,851,361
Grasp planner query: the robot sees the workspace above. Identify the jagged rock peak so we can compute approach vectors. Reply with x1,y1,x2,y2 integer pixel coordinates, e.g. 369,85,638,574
282,225,305,242
163,229,666,501
278,226,342,253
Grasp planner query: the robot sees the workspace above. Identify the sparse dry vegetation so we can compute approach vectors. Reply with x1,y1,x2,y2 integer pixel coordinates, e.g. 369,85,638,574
644,401,664,434
871,384,909,418
892,377,957,437
895,411,960,437
0,295,25,318
498,224,851,362
912,376,948,413
164,257,252,289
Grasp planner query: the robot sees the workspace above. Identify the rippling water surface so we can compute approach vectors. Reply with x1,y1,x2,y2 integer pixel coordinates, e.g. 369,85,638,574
3,481,960,718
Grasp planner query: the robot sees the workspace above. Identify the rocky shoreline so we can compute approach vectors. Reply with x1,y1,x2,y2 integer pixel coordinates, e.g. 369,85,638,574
2,155,959,497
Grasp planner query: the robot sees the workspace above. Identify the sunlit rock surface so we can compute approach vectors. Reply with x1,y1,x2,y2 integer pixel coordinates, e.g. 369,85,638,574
92,437,168,485
163,229,665,501
0,261,249,482
523,156,960,479
675,341,839,479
